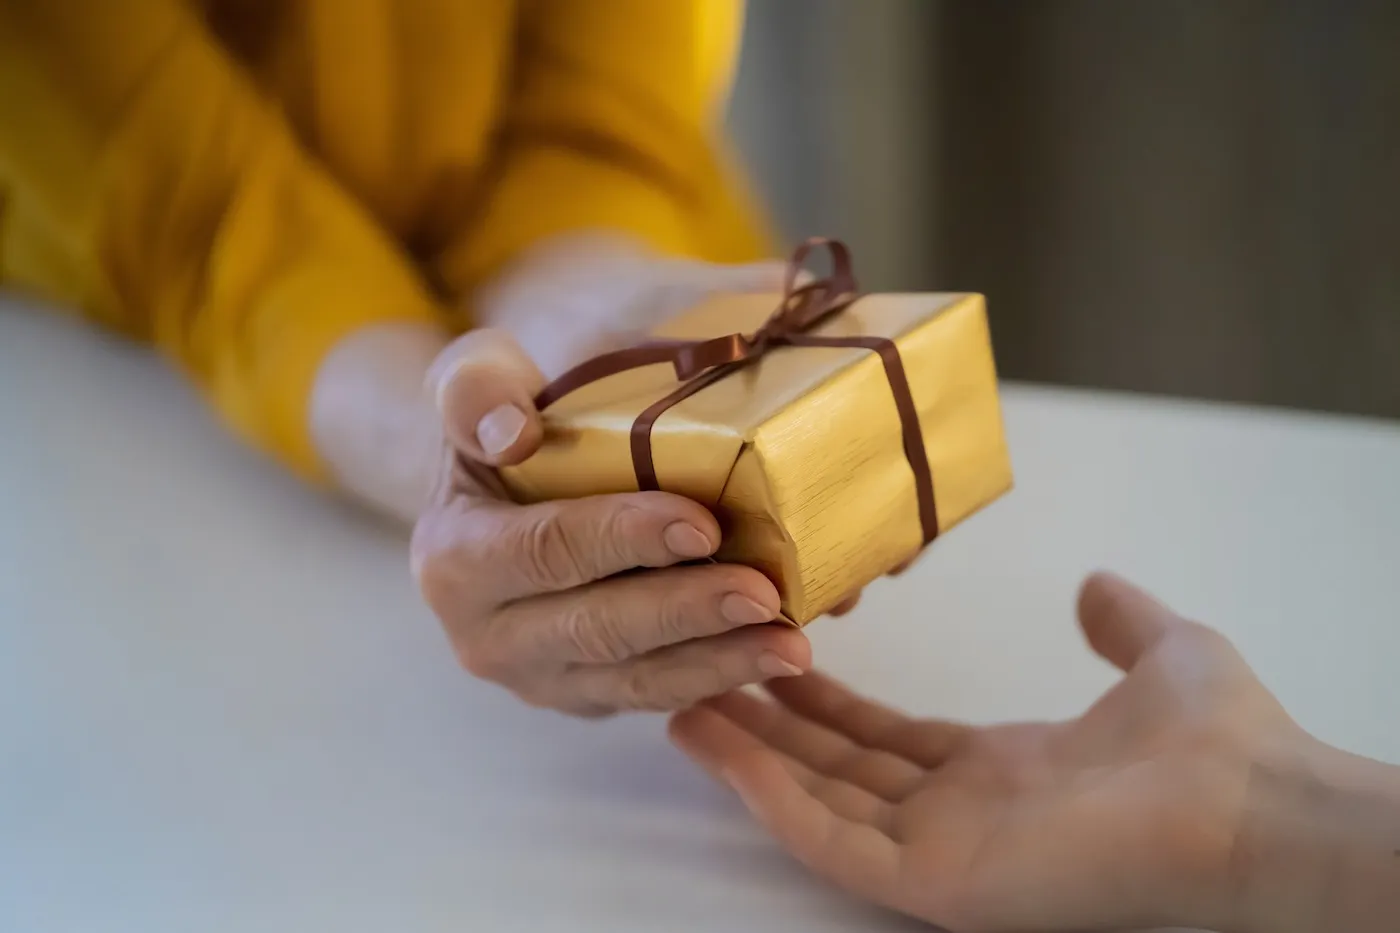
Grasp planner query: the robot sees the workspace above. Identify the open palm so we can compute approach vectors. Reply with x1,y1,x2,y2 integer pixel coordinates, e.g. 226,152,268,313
669,573,1302,932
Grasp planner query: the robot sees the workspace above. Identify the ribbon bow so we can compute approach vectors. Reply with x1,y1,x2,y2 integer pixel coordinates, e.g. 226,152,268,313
533,238,940,546
668,238,860,381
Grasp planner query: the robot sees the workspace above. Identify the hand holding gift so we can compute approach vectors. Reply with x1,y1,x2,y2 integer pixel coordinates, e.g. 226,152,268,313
414,238,1013,715
412,243,816,717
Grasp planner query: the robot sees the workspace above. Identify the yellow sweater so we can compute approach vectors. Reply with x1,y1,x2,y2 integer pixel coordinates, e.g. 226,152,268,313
0,0,768,478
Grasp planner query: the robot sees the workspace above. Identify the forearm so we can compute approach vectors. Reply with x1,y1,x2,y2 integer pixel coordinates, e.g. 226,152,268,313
430,0,767,304
1,1,449,482
1230,737,1400,933
310,238,656,526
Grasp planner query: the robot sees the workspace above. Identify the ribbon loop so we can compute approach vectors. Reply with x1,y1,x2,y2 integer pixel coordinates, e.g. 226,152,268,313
783,237,858,301
673,333,754,381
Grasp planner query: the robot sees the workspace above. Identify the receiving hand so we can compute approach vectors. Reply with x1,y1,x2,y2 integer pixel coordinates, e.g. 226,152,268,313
669,572,1312,931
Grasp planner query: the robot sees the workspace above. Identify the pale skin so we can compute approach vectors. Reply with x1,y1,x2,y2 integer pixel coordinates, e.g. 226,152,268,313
308,236,1399,928
309,234,860,716
669,572,1400,932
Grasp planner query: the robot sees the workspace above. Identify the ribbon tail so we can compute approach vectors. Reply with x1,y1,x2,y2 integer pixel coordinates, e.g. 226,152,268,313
629,362,741,491
784,334,939,546
534,342,696,411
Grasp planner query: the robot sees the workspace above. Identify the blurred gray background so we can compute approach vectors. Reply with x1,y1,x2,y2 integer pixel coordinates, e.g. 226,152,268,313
728,0,1400,420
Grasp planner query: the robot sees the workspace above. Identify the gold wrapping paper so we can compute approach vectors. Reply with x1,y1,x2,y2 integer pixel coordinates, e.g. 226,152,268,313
500,289,1013,625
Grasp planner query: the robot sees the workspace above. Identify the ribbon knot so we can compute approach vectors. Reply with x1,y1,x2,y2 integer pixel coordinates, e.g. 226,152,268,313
532,237,941,548
669,238,859,381
672,333,756,381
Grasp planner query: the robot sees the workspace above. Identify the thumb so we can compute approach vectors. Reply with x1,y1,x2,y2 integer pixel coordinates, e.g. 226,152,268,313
429,328,546,467
1076,571,1182,672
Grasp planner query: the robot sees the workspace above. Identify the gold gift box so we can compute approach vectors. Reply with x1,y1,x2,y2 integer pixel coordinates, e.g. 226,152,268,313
500,287,1013,625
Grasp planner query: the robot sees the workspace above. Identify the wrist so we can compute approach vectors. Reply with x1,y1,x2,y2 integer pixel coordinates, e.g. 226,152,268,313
468,232,662,380
1229,733,1400,933
310,322,449,524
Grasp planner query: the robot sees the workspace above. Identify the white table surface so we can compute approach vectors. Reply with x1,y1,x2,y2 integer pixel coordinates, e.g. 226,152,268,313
2,304,1398,933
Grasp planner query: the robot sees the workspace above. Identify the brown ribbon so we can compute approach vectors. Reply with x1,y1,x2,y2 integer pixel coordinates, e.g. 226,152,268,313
533,238,940,546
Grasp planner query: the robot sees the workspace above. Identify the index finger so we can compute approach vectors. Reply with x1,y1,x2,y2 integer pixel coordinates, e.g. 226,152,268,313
446,490,725,605
765,673,969,770
669,707,906,911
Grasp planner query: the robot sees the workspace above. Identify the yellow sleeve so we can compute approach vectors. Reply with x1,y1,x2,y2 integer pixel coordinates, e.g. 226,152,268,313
0,1,442,481
433,0,773,298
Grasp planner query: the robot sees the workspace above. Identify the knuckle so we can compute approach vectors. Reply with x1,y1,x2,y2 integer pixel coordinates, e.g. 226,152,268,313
516,508,591,590
664,577,729,639
652,591,698,645
557,601,629,663
600,505,642,562
615,664,660,711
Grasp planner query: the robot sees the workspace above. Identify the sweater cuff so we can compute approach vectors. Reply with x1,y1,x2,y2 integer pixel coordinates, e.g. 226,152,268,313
432,144,693,302
217,265,443,484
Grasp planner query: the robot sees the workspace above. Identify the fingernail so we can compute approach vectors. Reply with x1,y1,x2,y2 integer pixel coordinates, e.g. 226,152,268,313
757,652,803,678
721,593,775,626
476,403,526,455
663,522,714,559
